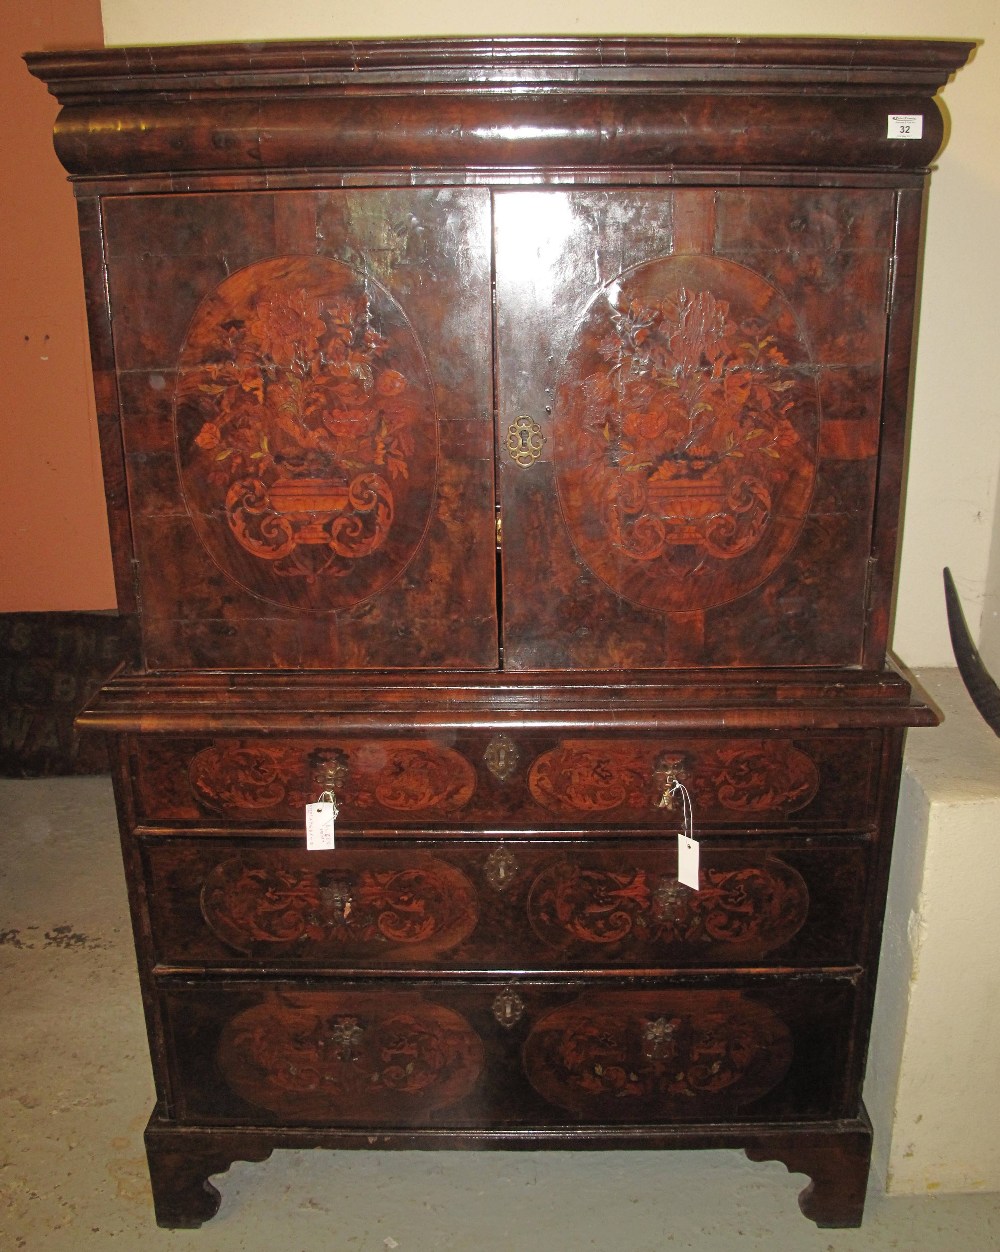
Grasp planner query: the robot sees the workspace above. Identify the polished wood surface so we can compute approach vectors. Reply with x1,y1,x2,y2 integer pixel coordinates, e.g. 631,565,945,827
101,187,497,670
128,729,881,830
29,35,971,1229
27,36,970,180
162,979,855,1126
144,837,867,969
496,185,895,669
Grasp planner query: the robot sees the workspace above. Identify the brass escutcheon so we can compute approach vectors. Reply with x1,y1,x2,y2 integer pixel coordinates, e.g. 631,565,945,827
484,733,520,783
506,415,545,467
492,987,526,1028
484,845,519,893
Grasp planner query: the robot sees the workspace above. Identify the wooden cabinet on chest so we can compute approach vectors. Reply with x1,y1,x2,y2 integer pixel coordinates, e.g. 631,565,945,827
28,35,973,1228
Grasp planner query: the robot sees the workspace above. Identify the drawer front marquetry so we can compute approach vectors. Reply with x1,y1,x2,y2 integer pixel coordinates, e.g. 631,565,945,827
527,737,822,819
526,855,810,957
162,980,856,1126
216,991,485,1123
137,737,478,824
143,838,867,970
198,851,479,961
523,990,793,1118
133,730,879,831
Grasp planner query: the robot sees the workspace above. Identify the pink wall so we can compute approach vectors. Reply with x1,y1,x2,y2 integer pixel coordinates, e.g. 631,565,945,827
2,0,113,611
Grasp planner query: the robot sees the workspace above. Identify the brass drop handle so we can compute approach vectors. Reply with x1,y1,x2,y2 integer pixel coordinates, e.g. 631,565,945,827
310,749,349,793
328,1016,365,1061
308,749,349,828
318,876,353,921
652,878,689,920
657,778,679,809
642,1016,678,1060
653,752,688,810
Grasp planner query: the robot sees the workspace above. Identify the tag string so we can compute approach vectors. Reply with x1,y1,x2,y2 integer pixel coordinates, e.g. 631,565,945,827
667,778,695,842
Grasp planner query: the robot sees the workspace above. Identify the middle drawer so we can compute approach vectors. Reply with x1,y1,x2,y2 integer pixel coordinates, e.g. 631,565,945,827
143,836,869,972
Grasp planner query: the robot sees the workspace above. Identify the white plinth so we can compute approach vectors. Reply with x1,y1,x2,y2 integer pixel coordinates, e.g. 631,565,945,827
866,667,1000,1194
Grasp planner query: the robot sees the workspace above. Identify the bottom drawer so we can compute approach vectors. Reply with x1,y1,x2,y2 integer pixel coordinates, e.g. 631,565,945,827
161,978,857,1128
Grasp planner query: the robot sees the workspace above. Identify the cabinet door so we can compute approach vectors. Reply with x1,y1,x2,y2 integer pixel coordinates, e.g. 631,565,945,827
103,188,497,670
495,188,895,670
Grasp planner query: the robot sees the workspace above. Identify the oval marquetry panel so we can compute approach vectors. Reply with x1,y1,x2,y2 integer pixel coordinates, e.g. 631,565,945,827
554,254,819,613
217,991,484,1121
188,738,477,817
528,742,649,813
526,857,809,959
524,990,793,1118
707,740,820,813
189,744,293,812
200,851,480,959
527,738,819,819
173,255,438,612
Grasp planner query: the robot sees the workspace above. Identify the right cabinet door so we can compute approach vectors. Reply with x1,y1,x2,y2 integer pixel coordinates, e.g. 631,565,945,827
494,188,896,671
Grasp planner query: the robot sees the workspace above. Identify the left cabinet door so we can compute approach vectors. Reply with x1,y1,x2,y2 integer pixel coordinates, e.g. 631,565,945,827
98,188,498,670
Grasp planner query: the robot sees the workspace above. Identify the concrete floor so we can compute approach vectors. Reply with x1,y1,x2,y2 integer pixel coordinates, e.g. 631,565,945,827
2,776,998,1251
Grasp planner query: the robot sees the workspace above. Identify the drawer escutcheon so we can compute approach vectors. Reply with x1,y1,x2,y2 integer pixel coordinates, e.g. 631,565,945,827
484,733,520,783
484,845,519,893
492,987,526,1028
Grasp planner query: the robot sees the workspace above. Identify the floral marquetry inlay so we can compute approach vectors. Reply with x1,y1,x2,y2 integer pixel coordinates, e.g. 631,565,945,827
199,852,479,959
174,255,437,611
554,255,819,613
187,739,477,818
527,858,809,958
524,990,793,1117
527,739,819,820
217,992,484,1121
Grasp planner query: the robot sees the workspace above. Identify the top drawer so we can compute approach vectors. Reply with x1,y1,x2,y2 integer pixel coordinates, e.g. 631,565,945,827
128,729,881,833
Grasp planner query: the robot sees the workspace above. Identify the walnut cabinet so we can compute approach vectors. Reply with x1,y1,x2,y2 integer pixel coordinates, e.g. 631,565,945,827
28,36,973,1228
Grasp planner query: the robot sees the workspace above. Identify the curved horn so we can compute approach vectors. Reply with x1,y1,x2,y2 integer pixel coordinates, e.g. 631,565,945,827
944,567,1000,736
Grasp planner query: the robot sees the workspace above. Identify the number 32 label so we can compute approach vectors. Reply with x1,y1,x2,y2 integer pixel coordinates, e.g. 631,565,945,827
888,114,923,140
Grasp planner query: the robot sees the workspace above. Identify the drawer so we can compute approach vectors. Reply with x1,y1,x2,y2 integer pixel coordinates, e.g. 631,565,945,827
143,837,869,971
161,979,857,1127
130,730,881,832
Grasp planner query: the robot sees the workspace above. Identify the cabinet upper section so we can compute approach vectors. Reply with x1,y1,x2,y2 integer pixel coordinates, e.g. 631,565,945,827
27,36,974,182
26,38,974,674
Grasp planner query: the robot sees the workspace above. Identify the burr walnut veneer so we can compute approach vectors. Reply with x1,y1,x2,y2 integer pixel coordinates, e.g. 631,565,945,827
27,36,972,1228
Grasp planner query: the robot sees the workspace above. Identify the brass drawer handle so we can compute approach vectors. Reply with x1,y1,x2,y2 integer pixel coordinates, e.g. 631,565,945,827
492,987,525,1028
652,879,689,920
329,1016,365,1061
318,877,353,922
309,748,349,793
654,752,688,809
642,1016,678,1060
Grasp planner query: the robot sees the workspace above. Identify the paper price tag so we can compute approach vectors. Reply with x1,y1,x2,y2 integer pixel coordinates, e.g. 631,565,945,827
677,833,700,891
306,800,337,850
888,114,923,140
